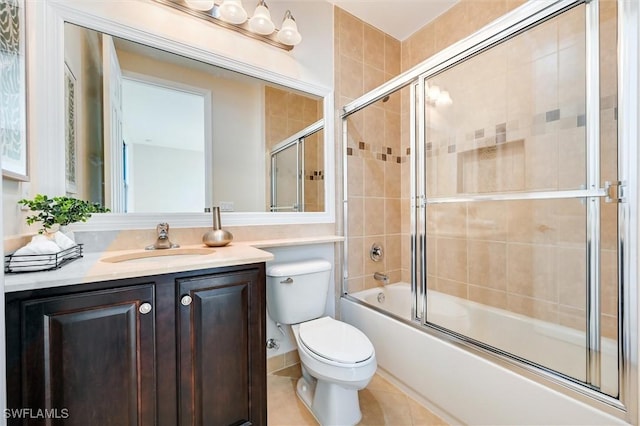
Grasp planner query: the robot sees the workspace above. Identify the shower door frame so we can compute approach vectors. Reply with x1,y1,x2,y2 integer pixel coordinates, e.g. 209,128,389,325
341,0,638,421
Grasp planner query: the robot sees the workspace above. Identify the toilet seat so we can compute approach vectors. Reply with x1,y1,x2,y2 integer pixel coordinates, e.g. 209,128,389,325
298,317,374,364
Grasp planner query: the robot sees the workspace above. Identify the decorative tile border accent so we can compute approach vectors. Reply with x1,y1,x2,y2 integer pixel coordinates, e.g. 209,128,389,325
307,170,324,180
346,139,408,164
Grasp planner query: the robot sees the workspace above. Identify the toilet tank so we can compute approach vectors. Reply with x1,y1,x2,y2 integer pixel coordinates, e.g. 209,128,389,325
266,259,332,324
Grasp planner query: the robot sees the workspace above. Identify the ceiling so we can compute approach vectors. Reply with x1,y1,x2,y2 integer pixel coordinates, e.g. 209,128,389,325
324,0,459,41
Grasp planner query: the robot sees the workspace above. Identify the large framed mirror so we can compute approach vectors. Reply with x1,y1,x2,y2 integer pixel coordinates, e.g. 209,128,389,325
29,0,334,229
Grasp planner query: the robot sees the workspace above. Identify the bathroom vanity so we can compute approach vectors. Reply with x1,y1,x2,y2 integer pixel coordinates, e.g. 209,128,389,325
4,245,272,426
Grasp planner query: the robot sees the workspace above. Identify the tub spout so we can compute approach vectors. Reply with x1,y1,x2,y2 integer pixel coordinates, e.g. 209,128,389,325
374,272,389,285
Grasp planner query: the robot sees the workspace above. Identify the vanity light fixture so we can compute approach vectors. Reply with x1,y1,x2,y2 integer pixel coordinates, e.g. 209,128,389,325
277,10,302,46
154,0,300,50
184,0,215,11
248,0,275,35
218,0,248,24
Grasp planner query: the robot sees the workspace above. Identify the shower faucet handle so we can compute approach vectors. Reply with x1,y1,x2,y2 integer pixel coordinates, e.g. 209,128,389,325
370,243,384,262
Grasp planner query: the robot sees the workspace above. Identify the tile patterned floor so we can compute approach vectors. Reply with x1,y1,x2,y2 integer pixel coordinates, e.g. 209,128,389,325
267,364,449,426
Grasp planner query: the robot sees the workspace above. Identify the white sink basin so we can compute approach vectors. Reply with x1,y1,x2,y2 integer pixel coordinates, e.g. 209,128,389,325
101,248,215,264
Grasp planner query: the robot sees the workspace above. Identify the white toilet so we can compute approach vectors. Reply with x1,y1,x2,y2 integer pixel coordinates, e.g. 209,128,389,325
266,259,377,426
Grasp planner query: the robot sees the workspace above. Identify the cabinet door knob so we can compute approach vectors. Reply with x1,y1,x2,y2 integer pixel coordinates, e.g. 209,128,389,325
181,295,193,306
139,302,152,314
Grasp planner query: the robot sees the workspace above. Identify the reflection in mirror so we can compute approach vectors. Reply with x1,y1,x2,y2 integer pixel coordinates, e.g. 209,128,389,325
270,121,324,212
63,22,324,214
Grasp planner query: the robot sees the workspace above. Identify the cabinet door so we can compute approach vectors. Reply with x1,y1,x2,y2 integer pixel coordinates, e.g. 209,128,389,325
177,268,265,426
19,285,156,426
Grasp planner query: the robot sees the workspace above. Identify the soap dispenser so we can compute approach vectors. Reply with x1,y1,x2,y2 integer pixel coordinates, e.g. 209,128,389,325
202,207,233,247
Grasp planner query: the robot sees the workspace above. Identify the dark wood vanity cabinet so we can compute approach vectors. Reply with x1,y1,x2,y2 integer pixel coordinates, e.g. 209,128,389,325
5,264,266,426
177,270,265,425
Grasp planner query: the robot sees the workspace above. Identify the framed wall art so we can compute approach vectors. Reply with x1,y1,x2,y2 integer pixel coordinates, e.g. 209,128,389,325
64,62,78,194
0,0,27,180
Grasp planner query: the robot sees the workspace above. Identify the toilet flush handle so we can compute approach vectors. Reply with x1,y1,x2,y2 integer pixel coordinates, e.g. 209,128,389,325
280,277,294,284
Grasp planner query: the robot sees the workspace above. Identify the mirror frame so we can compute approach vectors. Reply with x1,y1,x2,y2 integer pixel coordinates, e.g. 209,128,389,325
28,0,335,230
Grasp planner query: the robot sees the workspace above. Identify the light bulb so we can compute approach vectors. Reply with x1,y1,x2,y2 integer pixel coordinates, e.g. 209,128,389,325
436,90,453,106
184,0,215,11
276,11,301,46
248,1,275,35
219,0,248,24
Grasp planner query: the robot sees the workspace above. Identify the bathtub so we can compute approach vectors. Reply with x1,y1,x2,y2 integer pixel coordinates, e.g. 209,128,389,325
341,282,623,425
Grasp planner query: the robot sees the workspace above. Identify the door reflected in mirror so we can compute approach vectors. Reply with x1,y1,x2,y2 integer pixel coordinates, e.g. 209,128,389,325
64,22,324,214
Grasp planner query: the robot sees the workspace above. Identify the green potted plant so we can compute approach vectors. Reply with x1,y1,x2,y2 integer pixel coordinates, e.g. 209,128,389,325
19,194,110,236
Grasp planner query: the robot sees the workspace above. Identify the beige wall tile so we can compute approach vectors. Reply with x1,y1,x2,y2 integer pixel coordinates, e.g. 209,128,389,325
363,24,385,71
525,133,559,191
434,277,468,299
385,233,402,272
602,313,618,341
267,354,285,374
468,240,507,290
553,198,586,247
427,237,437,277
363,158,385,197
507,200,556,245
338,9,363,61
346,155,364,197
557,127,586,190
507,294,558,323
346,277,365,294
364,106,386,148
339,54,364,99
284,349,300,367
436,237,467,283
364,197,385,236
468,201,508,241
385,162,402,199
384,198,402,235
601,200,618,251
601,249,618,316
466,0,508,31
507,243,557,302
347,237,364,277
433,3,470,53
557,304,586,333
556,247,586,309
347,196,364,236
468,285,508,310
430,203,467,239
364,63,386,94
384,34,401,75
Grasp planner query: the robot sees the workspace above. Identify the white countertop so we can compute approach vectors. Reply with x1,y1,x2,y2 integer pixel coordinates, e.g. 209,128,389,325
4,235,344,293
5,243,274,293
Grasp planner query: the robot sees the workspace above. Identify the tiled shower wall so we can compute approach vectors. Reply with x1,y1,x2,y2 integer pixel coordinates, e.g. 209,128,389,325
339,1,526,293
264,87,323,211
340,1,619,339
335,7,403,292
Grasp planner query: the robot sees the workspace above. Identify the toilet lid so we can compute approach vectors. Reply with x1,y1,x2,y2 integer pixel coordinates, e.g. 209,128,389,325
299,317,374,364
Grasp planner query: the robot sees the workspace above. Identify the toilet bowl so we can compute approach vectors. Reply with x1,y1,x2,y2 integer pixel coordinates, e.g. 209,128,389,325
266,260,377,426
292,317,377,425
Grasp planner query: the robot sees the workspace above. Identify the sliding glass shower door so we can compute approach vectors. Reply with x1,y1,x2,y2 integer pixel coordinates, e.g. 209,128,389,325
416,1,619,397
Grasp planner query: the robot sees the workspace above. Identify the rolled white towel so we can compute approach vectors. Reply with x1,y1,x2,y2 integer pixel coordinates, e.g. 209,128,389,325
53,231,76,251
9,235,61,272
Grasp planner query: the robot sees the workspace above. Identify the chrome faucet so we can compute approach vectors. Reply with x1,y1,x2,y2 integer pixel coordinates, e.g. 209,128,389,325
374,272,389,285
145,223,180,250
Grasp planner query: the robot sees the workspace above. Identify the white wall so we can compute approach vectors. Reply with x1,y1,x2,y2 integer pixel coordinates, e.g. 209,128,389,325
211,82,265,211
114,44,267,212
129,143,205,213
